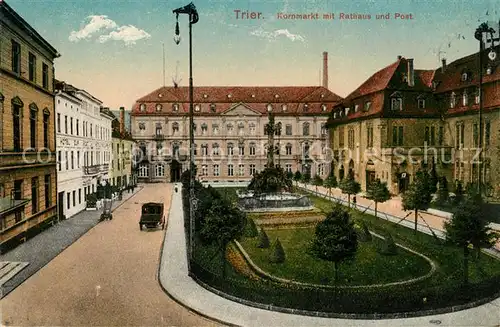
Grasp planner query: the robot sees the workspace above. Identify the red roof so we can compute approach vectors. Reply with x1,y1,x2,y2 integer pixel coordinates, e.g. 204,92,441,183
132,86,342,115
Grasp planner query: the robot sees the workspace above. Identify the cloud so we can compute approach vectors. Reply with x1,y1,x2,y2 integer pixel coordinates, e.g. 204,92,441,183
250,28,305,42
98,25,151,45
69,15,117,42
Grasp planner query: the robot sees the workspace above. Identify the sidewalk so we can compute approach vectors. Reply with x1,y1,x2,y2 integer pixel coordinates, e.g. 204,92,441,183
159,184,500,327
0,186,143,299
299,183,500,252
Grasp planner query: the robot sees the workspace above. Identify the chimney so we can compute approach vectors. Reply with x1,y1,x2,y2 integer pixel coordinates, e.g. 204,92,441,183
407,58,414,87
441,58,447,72
119,106,125,136
397,55,402,60
322,51,328,89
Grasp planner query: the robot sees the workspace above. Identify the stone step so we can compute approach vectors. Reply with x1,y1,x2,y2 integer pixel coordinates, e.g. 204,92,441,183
0,262,29,286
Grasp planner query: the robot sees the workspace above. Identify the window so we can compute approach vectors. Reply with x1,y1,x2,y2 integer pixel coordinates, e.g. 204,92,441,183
303,122,310,136
44,175,51,208
172,103,179,112
201,144,208,156
213,164,220,176
57,113,61,133
455,124,465,148
485,121,491,147
14,180,23,200
285,124,292,135
228,164,234,176
31,177,39,214
286,143,292,155
238,123,244,135
473,123,479,148
156,104,162,112
30,107,37,148
172,122,179,134
238,144,245,156
155,123,162,135
227,143,234,156
201,165,208,176
70,117,73,135
249,123,256,135
72,191,76,208
238,164,245,176
173,143,179,157
249,143,256,156
77,151,80,168
338,126,345,148
462,90,468,106
367,125,374,148
76,119,79,136
212,143,220,155
65,151,69,170
42,63,49,89
321,123,327,135
303,143,310,158
28,52,37,82
348,129,355,149
67,193,71,209
71,151,74,169
210,103,216,112
391,97,402,111
11,40,21,74
318,163,325,176
450,92,457,108
90,123,92,137
212,124,219,135
475,88,480,104
78,189,82,204
64,115,68,134
303,103,309,112
249,164,256,176
285,164,292,173
364,101,372,112
58,151,61,171
227,124,234,135
354,104,359,112
201,123,208,135
392,126,404,146
155,164,165,177
418,98,425,109
425,126,435,146
13,102,22,151
438,126,444,145
138,164,149,177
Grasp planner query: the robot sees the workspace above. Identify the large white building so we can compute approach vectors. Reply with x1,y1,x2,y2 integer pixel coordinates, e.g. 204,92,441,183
55,81,114,219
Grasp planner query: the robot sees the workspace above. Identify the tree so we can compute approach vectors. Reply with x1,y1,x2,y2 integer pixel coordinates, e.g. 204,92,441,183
429,164,439,194
302,171,311,184
293,171,302,187
402,169,433,233
257,227,270,248
199,198,246,278
286,171,294,181
435,176,449,207
269,238,286,263
365,178,391,218
453,180,465,206
323,174,338,197
339,174,361,208
444,197,498,285
247,166,292,194
312,174,324,192
310,205,358,282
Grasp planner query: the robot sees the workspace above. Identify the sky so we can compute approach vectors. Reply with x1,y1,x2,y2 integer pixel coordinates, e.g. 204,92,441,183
6,0,500,109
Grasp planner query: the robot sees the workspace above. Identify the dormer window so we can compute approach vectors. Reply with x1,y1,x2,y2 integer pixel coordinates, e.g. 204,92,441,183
156,104,162,112
364,101,371,112
203,94,208,98
266,103,273,112
461,72,469,82
450,92,457,108
210,103,216,112
321,104,327,111
333,112,337,119
227,94,232,98
226,123,234,134
354,104,359,112
390,92,403,111
138,122,145,130
194,104,201,112
140,104,146,112
172,103,179,112
274,94,279,99
303,103,309,112
281,104,287,111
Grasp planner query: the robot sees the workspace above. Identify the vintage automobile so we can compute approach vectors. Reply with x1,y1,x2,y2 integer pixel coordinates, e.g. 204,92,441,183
139,202,165,231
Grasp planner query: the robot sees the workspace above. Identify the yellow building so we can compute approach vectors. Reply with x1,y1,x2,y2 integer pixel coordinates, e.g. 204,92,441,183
0,1,60,252
110,107,135,189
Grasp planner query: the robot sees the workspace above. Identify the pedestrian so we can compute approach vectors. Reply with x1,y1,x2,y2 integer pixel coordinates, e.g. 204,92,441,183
353,196,357,208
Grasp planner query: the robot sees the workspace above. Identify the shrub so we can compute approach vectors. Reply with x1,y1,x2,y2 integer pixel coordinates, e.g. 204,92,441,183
269,238,286,263
257,227,270,248
356,221,372,242
244,218,258,238
379,233,397,255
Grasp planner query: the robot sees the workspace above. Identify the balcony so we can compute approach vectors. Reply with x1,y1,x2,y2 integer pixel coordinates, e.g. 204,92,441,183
154,134,165,140
83,165,100,175
100,164,109,172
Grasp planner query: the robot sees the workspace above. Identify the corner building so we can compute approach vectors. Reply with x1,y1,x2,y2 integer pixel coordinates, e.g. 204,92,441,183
0,0,60,252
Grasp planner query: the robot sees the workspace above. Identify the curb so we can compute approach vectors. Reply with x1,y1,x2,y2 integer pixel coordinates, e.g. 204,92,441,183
156,185,241,327
0,187,143,300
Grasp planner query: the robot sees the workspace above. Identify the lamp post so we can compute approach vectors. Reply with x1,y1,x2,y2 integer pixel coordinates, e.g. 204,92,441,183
173,2,199,268
474,20,499,199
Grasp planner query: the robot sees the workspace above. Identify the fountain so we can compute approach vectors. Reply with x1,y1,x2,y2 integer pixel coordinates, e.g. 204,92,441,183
237,105,313,212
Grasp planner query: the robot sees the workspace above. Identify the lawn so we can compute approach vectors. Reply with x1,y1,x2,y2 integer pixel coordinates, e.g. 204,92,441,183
239,227,432,286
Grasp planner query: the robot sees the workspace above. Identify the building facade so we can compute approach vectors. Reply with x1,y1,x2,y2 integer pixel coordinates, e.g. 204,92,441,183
0,0,60,252
55,81,114,218
109,107,135,189
328,49,500,198
131,86,342,183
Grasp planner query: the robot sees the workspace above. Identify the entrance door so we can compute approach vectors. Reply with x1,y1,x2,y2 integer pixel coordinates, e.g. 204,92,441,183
366,171,376,188
170,160,181,182
58,192,65,220
398,173,409,194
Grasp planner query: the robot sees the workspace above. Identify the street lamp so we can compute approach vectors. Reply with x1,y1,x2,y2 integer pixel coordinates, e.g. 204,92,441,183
173,2,199,268
474,20,499,199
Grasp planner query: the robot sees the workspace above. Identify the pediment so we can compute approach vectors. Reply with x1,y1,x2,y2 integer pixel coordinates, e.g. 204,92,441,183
221,103,261,116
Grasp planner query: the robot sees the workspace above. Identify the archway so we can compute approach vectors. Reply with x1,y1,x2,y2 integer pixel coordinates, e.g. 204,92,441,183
339,165,345,181
348,159,355,178
170,160,181,182
366,159,376,188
